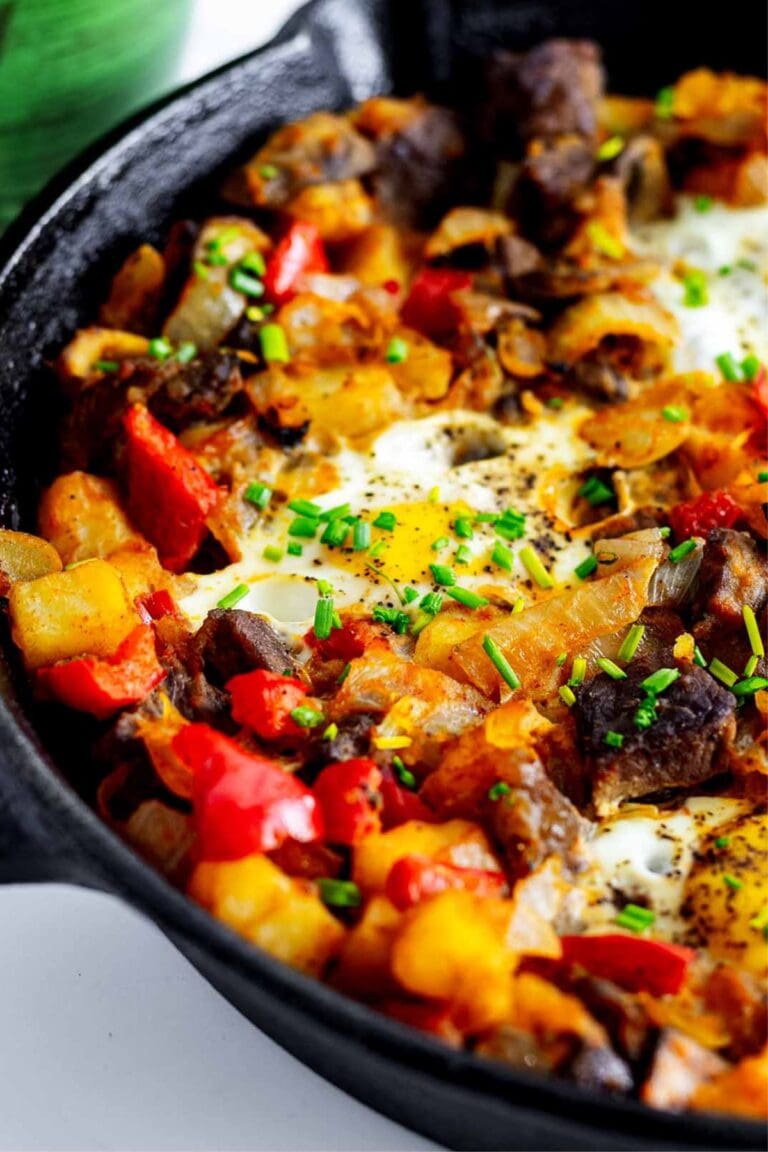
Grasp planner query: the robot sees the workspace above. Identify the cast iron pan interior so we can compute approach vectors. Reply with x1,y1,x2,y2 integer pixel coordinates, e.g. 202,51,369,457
0,1,765,1147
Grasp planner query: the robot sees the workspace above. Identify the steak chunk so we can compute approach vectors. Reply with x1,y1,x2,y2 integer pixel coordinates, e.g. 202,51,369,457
692,528,768,643
193,608,295,685
129,351,245,431
516,135,595,248
509,39,603,145
575,662,737,815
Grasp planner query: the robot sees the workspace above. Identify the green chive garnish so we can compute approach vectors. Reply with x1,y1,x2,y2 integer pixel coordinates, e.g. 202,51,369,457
709,657,738,687
641,667,680,695
353,520,370,551
668,538,697,564
175,341,197,364
287,541,303,557
596,657,627,680
455,544,472,566
288,517,319,538
317,877,361,907
431,535,450,551
262,545,283,562
148,336,173,360
618,624,645,663
488,780,511,801
732,676,768,697
741,354,761,381
597,135,624,161
743,605,765,658
318,503,351,523
229,266,265,297
662,404,688,423
694,195,713,213
693,645,707,668
94,359,119,373
446,587,488,609
491,541,513,571
615,903,655,932
321,520,349,547
260,323,290,363
682,269,708,308
420,591,443,615
393,755,417,790
723,874,743,891
519,545,553,589
322,722,339,741
454,517,474,539
402,587,418,604
374,511,397,531
574,554,598,580
604,730,624,748
288,498,320,518
715,836,730,850
482,634,520,691
569,656,587,687
556,652,568,666
217,583,249,610
559,685,576,707
240,250,266,276
385,337,408,364
758,471,768,482
655,86,675,119
744,654,759,678
244,481,272,510
579,475,614,506
495,508,526,541
430,563,455,587
314,597,334,641
716,351,742,382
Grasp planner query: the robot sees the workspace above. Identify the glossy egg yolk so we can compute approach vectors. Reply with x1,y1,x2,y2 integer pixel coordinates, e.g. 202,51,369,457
685,813,768,978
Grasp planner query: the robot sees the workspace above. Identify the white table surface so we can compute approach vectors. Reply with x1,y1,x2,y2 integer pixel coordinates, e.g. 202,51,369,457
0,4,437,1148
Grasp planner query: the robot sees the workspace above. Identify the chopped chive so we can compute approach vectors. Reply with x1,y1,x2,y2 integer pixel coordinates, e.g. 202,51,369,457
372,605,411,634
240,250,266,276
709,657,738,687
430,563,455,587
694,194,713,213
331,610,342,630
318,878,361,909
322,722,339,741
410,611,433,636
175,341,197,364
641,667,680,695
491,541,513,571
148,336,173,360
260,322,290,363
474,512,497,524
321,520,349,547
258,163,278,179
574,554,598,580
353,520,370,551
427,486,440,503
495,508,526,541
737,258,758,272
723,873,743,891
446,586,489,609
597,134,625,162
587,221,624,260
569,656,587,687
559,685,577,707
374,511,397,531
454,517,474,539
668,538,697,564
402,587,419,604
662,404,689,423
217,583,249,610
318,503,351,523
546,396,564,409
693,644,707,668
338,662,351,684
393,755,417,790
385,337,408,364
229,266,265,297
246,305,265,323
615,904,655,932
634,696,657,730
715,835,730,849
519,545,553,589
288,516,318,538
741,354,761,381
604,730,624,749
313,597,334,641
488,780,511,801
368,539,387,560
596,657,627,680
455,544,472,566
482,634,520,691
287,541,303,557
618,624,645,663
556,652,568,666
262,545,283,563
94,359,120,373
512,597,525,614
431,535,450,551
579,475,615,506
732,675,768,697
193,260,210,280
244,481,272,510
655,85,675,119
718,264,732,277
744,654,759,677
758,471,768,483
682,269,708,308
743,604,765,658
659,527,672,538
420,591,443,615
716,351,742,382
288,498,321,518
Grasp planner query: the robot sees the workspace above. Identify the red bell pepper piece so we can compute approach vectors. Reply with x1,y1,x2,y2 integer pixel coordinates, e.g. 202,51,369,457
226,669,308,741
136,588,178,623
263,221,328,305
401,267,472,338
173,723,323,860
36,624,165,720
124,404,223,573
313,757,382,845
752,364,768,419
560,934,695,997
669,490,741,540
385,854,507,911
379,766,436,829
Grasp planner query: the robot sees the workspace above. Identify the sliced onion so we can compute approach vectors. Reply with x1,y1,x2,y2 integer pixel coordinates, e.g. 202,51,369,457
593,528,666,572
648,542,703,607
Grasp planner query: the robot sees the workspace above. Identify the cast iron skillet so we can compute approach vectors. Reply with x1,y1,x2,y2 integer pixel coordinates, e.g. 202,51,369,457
0,1,765,1147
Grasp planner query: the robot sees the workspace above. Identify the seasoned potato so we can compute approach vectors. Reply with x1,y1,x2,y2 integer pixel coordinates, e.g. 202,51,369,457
285,179,374,242
39,472,145,565
353,818,498,894
9,558,139,669
0,531,62,596
333,895,402,997
189,855,345,977
57,326,149,388
99,243,166,332
340,223,416,287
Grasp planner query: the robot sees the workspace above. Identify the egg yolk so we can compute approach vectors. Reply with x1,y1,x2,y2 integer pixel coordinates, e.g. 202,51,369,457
685,813,768,978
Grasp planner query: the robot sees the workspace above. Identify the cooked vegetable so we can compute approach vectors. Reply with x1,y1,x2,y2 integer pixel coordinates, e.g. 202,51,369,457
0,530,62,596
560,934,695,996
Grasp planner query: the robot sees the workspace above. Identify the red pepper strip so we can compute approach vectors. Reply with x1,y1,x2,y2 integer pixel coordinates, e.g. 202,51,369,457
313,757,382,845
124,404,223,573
306,617,385,661
560,934,695,997
226,669,308,741
379,767,436,829
263,221,328,305
136,588,178,623
173,723,323,860
669,490,741,540
401,267,472,338
752,365,768,419
36,624,165,720
385,854,507,911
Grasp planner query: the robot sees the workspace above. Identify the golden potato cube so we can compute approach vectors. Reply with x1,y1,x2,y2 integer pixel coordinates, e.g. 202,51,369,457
9,558,139,669
333,895,402,997
39,472,145,566
189,855,345,977
352,818,496,894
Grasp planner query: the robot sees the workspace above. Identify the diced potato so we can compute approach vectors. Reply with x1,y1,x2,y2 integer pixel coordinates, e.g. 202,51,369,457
189,855,345,977
390,891,516,1031
0,531,62,596
387,330,453,401
57,326,149,388
353,818,497,894
38,472,145,565
340,223,416,287
285,179,374,242
107,545,175,603
9,558,139,669
333,895,402,997
99,243,166,332
302,365,408,440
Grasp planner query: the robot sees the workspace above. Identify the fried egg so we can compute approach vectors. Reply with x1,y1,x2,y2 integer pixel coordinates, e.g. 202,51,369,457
582,798,768,977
